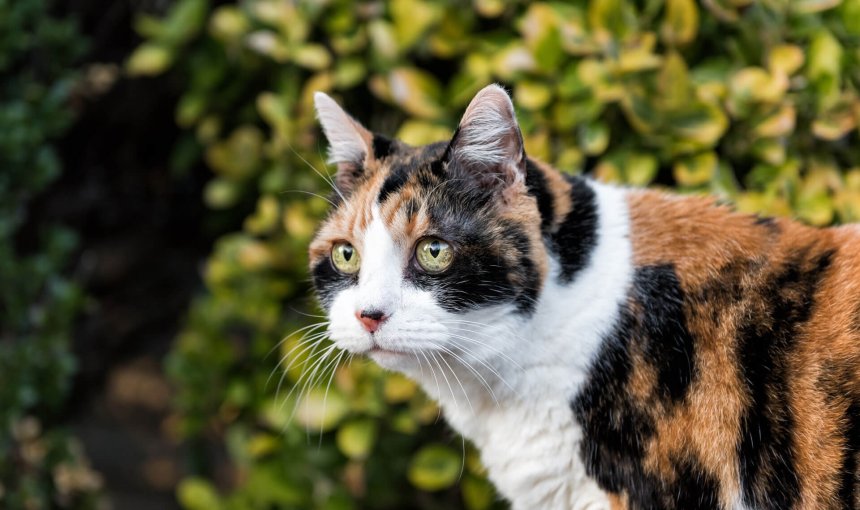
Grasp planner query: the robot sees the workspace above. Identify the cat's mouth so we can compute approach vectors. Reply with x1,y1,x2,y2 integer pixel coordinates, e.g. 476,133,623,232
368,344,406,356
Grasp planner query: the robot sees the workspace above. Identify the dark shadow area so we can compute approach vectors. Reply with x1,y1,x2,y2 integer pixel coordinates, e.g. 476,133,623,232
26,1,234,508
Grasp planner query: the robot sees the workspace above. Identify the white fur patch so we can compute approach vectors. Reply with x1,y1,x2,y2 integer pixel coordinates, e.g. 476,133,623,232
434,181,633,510
323,181,634,510
314,91,368,165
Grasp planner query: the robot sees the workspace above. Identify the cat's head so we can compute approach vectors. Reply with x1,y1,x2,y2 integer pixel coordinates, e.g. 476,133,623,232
309,85,547,373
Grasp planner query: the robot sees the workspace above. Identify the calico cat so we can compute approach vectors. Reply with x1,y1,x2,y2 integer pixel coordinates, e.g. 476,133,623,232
308,84,860,510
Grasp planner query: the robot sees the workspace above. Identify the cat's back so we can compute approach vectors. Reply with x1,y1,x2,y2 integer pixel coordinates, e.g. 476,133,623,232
574,187,860,509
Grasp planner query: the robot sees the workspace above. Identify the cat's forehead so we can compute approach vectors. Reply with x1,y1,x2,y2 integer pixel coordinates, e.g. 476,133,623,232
309,140,452,257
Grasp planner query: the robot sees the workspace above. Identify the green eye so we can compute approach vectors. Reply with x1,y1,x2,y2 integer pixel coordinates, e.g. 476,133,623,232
331,242,360,274
416,238,454,273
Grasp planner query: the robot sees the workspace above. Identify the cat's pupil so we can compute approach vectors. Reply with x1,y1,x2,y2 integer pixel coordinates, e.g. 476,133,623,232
343,246,352,261
429,241,440,258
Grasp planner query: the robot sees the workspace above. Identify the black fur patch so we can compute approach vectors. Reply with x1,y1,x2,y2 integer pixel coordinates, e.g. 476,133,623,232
372,134,394,159
311,258,357,309
524,160,555,235
378,164,412,203
407,212,538,315
573,264,705,508
574,307,653,495
401,172,540,315
552,176,598,283
735,248,834,509
636,265,697,402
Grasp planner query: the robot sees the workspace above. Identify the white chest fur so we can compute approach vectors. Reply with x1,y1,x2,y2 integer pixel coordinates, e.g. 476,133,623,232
409,182,633,510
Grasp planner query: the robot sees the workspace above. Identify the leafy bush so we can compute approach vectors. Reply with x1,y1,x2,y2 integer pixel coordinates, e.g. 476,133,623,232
0,0,103,508
130,0,860,508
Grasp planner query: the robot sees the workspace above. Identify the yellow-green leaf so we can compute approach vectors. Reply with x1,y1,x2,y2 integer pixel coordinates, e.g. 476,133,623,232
126,43,173,76
474,0,506,17
203,178,241,209
661,0,699,46
792,0,842,14
588,0,635,45
625,153,659,186
579,121,610,155
396,121,452,146
294,387,349,432
768,44,805,76
209,6,249,42
408,445,461,491
380,68,444,119
754,103,796,138
336,419,377,460
515,81,552,110
674,152,718,186
462,475,495,510
177,478,223,510
293,44,332,71
383,373,418,403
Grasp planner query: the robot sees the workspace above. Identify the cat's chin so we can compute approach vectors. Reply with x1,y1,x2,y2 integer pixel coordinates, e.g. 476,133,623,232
366,347,415,371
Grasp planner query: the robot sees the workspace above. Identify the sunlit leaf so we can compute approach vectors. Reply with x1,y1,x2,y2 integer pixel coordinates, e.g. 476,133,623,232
768,44,805,76
660,0,699,46
177,478,223,510
208,6,249,43
126,43,173,76
396,121,453,146
754,103,796,138
336,419,377,460
294,387,349,432
674,151,718,186
514,81,552,110
579,120,609,155
791,0,842,14
408,445,462,491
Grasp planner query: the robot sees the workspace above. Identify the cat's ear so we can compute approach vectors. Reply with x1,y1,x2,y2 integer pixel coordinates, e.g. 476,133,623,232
314,92,373,193
445,84,526,194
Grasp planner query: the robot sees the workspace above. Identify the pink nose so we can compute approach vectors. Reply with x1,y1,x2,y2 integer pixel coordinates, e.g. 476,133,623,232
356,309,387,333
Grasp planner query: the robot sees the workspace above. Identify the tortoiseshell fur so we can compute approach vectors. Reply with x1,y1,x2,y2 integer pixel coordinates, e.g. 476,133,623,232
309,87,860,510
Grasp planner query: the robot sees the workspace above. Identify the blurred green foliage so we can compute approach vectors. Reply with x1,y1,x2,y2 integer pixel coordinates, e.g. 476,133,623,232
130,0,860,508
0,0,103,508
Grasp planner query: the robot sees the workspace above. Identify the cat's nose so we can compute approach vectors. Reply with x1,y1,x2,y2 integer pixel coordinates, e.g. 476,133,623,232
356,309,388,333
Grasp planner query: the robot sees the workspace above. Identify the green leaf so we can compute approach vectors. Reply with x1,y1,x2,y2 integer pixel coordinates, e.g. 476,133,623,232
126,43,173,76
515,81,553,110
294,387,349,432
208,6,249,43
588,0,636,44
791,0,842,14
579,120,610,156
177,478,223,510
462,475,495,510
674,151,718,186
408,445,462,491
293,44,332,70
768,44,805,76
660,0,699,46
336,419,377,460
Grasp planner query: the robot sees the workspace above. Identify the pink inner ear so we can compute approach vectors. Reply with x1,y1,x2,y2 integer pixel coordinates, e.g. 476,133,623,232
314,92,374,192
448,85,526,191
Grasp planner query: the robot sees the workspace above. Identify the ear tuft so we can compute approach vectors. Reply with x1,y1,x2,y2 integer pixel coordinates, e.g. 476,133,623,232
314,92,371,166
447,84,526,191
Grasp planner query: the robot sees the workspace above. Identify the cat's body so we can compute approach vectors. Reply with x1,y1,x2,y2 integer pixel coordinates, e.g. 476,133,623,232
309,85,860,509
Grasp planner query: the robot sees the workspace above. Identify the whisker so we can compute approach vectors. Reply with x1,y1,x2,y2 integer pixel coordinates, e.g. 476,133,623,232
279,189,337,207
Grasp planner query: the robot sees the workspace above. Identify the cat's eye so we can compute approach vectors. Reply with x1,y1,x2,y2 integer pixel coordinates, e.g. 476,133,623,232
415,238,454,273
331,242,361,274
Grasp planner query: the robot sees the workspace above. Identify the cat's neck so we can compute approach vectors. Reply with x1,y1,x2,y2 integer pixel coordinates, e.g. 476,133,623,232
403,174,632,510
